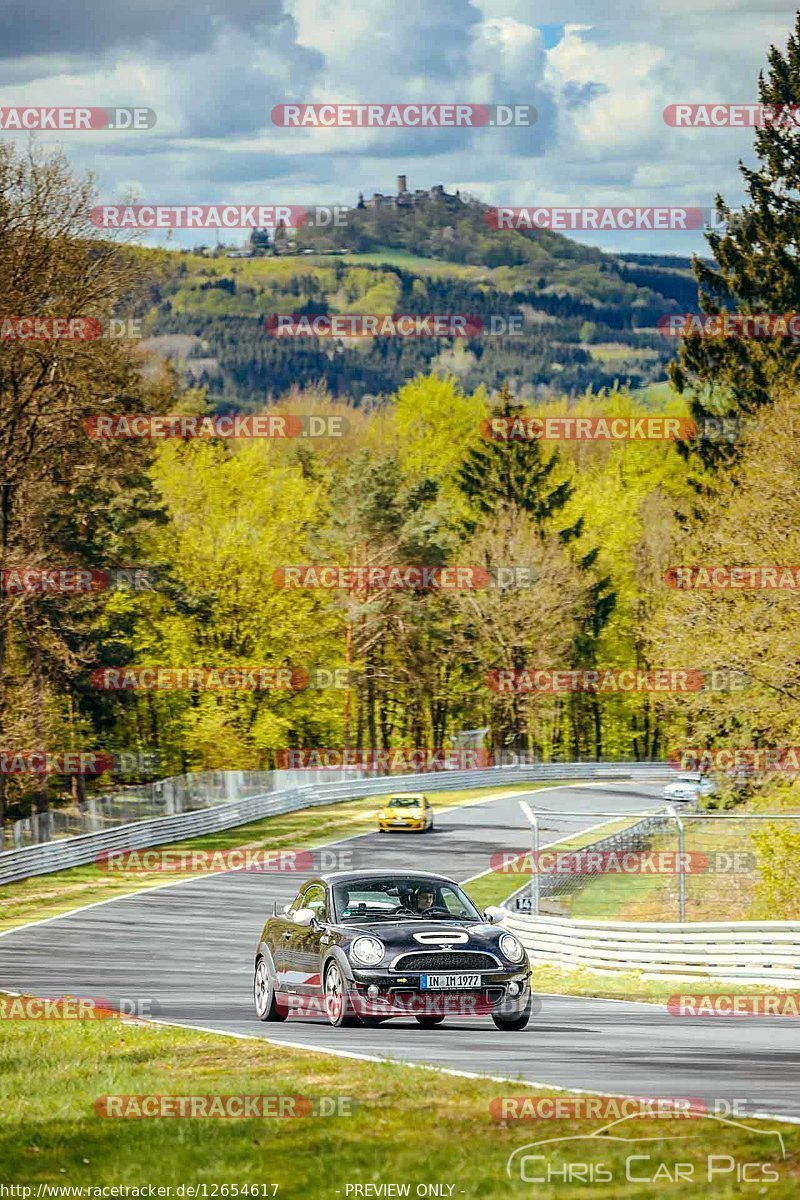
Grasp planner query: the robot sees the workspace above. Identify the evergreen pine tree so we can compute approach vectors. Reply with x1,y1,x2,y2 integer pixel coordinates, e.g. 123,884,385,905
457,384,616,757
671,14,800,467
457,384,575,529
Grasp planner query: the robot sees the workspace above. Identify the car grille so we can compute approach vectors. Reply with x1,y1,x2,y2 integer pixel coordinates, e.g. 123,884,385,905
393,952,497,972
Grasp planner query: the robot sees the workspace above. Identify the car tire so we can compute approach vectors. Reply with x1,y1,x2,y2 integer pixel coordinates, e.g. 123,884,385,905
324,961,360,1027
492,996,532,1031
254,957,286,1022
415,1015,445,1027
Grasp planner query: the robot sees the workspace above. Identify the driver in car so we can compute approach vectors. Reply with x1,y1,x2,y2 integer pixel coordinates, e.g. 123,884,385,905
411,885,436,914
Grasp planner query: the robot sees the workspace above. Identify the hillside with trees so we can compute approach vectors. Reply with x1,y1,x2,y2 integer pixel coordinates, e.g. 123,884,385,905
3,14,800,841
138,210,700,402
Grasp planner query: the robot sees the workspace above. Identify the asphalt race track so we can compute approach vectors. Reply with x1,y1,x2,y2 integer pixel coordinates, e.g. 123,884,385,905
1,780,799,1121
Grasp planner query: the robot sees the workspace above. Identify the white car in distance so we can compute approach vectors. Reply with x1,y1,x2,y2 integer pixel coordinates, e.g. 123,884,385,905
662,773,717,803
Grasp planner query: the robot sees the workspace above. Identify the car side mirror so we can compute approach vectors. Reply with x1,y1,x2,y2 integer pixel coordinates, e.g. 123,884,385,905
293,907,317,927
484,906,505,924
282,903,292,915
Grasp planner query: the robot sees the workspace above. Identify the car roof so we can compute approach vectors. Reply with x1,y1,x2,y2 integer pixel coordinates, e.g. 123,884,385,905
318,868,456,885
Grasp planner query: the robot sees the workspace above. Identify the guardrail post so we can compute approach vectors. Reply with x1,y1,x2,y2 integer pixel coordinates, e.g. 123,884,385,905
519,800,540,916
531,812,540,916
667,806,686,923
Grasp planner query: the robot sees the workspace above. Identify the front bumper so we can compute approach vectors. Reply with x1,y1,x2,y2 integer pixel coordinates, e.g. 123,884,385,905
378,820,426,830
347,965,531,1018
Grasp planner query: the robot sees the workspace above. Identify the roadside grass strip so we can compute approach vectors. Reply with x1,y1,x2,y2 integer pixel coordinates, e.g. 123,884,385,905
1,1003,798,1197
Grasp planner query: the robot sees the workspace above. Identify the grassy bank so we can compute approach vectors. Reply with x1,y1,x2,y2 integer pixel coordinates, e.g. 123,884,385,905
469,787,800,924
0,1003,797,1197
530,963,800,1005
566,819,759,922
463,807,800,1004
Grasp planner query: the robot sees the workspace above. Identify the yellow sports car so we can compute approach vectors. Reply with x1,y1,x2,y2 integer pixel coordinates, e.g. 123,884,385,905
377,793,434,833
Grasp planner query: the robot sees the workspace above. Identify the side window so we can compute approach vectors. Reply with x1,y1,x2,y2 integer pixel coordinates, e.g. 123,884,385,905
302,884,328,921
442,888,469,916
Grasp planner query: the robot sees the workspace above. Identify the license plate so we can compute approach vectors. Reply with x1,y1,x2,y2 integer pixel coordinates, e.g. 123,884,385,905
420,974,481,989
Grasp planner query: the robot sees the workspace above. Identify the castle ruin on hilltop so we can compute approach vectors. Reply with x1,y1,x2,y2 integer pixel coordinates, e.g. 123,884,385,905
358,175,460,210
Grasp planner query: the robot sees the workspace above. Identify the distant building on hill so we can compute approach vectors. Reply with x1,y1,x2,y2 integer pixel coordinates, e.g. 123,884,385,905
358,175,460,211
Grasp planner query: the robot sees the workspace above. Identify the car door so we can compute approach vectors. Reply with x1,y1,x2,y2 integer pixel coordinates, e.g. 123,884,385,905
284,883,328,993
271,886,306,983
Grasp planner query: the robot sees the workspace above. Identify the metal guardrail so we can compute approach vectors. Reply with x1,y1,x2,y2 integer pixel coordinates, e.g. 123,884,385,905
500,910,800,985
0,761,669,886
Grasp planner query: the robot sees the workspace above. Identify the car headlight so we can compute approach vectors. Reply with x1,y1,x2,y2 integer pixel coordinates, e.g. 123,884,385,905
350,936,385,966
499,933,526,963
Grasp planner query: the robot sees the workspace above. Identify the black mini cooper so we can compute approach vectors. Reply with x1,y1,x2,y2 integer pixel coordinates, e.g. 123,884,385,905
253,869,532,1029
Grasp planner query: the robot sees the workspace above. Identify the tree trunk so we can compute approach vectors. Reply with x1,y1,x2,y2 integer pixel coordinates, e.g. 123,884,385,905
592,694,603,761
0,482,10,845
25,600,49,833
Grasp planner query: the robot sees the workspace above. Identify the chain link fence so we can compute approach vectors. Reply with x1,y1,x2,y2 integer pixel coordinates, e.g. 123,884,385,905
509,805,800,923
6,767,371,849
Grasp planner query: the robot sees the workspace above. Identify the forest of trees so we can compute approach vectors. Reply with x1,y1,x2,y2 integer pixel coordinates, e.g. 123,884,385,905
149,256,686,402
2,13,800,834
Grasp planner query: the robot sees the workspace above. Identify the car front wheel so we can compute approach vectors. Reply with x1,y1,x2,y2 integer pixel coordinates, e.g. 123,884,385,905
254,957,286,1022
492,996,531,1031
324,961,360,1027
415,1014,445,1027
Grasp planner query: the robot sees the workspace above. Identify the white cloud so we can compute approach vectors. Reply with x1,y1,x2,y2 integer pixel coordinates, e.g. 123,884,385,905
0,0,793,252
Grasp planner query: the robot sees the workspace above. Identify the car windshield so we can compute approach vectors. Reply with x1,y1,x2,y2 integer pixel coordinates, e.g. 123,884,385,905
676,776,701,784
332,876,482,922
388,797,422,808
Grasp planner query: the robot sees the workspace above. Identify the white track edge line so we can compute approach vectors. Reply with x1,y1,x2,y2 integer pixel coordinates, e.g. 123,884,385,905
133,1013,800,1128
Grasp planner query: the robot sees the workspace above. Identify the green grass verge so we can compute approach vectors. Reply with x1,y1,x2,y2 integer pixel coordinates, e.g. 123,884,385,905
567,861,669,920
587,342,661,364
531,963,800,1004
1,1004,797,1197
0,784,544,933
471,787,797,924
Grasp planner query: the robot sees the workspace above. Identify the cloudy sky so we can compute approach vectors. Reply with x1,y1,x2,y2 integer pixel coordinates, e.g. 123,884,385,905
0,0,794,254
